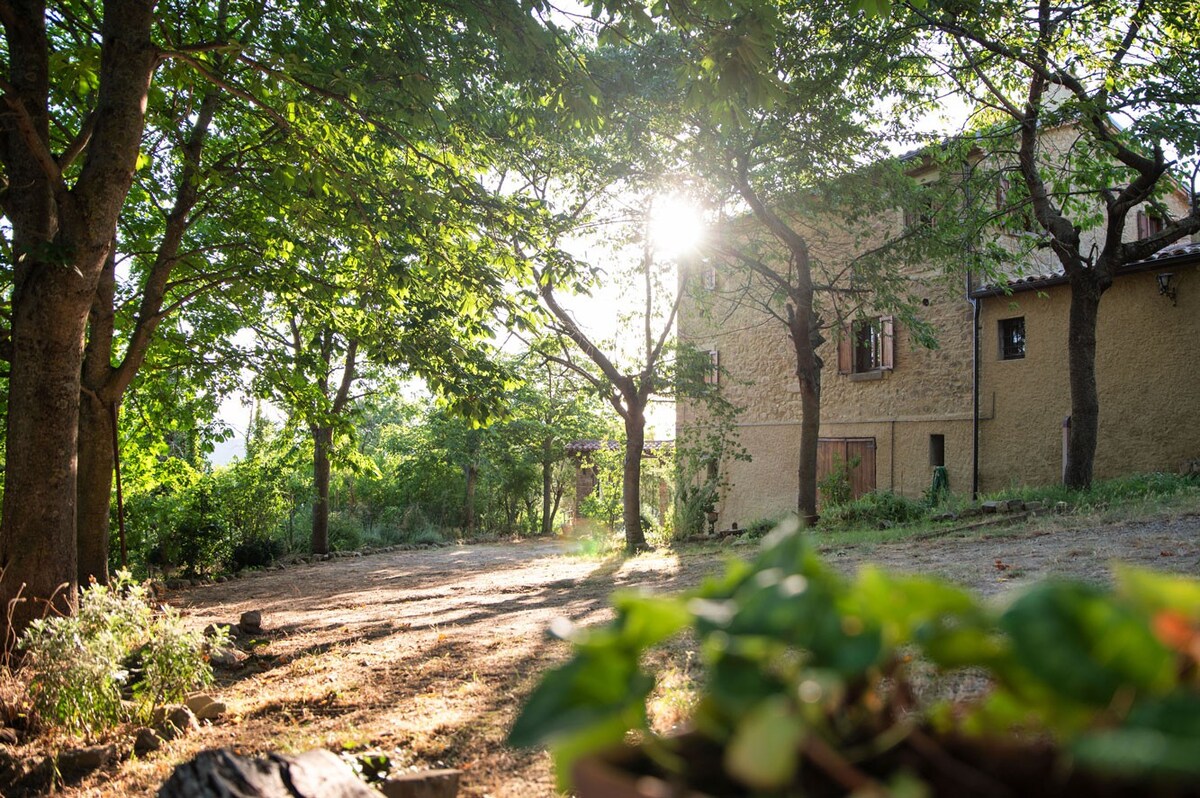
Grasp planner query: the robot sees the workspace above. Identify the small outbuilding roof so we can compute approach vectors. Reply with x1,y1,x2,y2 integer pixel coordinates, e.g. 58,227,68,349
971,240,1200,298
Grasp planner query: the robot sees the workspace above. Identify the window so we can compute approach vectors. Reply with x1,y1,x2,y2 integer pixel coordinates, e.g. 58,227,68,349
929,434,945,468
704,349,719,385
854,321,881,372
838,316,894,376
903,198,935,230
701,266,717,290
999,317,1025,360
1136,210,1166,239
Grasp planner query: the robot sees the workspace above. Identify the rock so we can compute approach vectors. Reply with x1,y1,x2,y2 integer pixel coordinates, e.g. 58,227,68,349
981,501,1000,514
216,575,229,583
134,727,163,755
380,768,462,798
1179,458,1200,475
210,645,249,669
154,705,199,741
959,506,983,518
932,512,957,522
57,744,118,774
158,749,377,798
240,610,264,633
185,694,227,722
204,622,237,639
1024,500,1045,512
0,727,18,745
164,577,190,590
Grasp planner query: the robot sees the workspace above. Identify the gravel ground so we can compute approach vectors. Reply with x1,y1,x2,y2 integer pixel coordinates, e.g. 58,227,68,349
52,507,1200,797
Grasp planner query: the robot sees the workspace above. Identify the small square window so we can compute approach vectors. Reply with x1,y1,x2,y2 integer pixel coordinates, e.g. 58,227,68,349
701,267,717,290
929,434,945,468
999,317,1025,360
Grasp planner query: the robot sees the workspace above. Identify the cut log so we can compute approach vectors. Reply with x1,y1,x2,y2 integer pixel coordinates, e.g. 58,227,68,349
157,749,376,798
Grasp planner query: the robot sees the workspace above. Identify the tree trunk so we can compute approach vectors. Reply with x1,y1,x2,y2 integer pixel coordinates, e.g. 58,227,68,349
1,282,95,632
77,246,119,585
311,426,333,554
1063,275,1104,489
622,413,650,552
0,0,156,639
540,438,555,536
464,463,478,537
76,395,116,585
790,301,823,526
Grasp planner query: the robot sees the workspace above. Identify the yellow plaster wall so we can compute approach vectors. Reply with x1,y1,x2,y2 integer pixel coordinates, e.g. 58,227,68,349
978,266,1200,491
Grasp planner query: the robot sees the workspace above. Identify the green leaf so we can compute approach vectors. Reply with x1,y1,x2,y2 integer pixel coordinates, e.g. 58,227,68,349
1074,725,1200,778
1115,565,1200,619
507,648,651,749
1000,582,1176,707
612,592,691,649
724,696,804,790
853,566,979,645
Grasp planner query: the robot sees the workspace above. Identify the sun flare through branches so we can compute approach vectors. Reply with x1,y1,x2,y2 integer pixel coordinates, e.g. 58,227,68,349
647,193,705,261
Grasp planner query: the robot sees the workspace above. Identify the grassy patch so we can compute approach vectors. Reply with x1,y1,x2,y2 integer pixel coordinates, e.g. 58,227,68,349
788,472,1200,550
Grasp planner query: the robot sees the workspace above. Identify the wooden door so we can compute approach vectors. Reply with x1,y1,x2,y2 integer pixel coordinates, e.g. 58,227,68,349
817,438,877,507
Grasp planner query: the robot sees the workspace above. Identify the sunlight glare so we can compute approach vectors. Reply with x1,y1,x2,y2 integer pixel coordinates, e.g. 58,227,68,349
648,194,705,260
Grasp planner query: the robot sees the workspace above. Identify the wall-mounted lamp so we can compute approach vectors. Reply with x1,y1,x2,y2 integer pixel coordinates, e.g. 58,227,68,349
1156,272,1178,305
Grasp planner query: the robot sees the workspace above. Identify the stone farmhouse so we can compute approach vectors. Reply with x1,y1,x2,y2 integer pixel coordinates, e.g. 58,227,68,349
678,132,1200,528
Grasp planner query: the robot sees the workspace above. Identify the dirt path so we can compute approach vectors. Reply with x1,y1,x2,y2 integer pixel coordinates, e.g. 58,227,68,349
65,510,1200,797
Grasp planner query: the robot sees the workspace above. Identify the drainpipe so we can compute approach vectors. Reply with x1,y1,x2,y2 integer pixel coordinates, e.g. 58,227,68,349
970,278,981,500
961,162,981,501
1062,416,1071,484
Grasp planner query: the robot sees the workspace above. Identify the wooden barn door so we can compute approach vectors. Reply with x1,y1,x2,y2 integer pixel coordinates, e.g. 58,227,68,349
817,438,877,507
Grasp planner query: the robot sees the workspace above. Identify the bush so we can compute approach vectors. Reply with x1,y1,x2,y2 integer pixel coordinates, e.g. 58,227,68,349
674,483,716,540
230,534,283,571
19,572,217,738
816,454,858,508
742,517,778,537
984,471,1199,512
372,505,444,546
820,490,927,528
327,510,365,551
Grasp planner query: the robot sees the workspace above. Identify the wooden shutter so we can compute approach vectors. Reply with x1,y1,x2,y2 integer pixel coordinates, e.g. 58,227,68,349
837,326,852,374
880,316,895,371
1136,211,1149,239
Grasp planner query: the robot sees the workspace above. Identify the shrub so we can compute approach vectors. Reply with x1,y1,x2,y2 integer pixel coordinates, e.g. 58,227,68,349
19,572,216,738
372,505,445,546
984,471,1199,512
816,454,858,508
820,489,927,528
674,483,716,540
742,517,777,537
327,510,365,551
230,534,282,571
